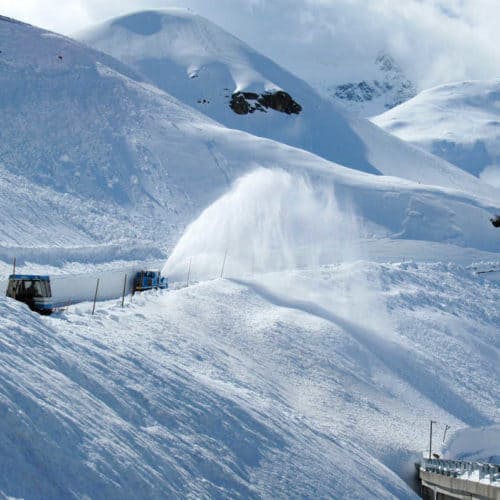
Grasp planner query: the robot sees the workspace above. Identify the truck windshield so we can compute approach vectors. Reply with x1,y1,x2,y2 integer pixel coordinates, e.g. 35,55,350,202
7,279,51,298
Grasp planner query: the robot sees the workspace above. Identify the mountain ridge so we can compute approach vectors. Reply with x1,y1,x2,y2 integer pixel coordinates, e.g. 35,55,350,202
325,53,417,117
75,9,497,198
372,78,500,189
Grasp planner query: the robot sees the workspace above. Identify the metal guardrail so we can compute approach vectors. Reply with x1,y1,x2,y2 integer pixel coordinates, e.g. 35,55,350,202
421,459,500,485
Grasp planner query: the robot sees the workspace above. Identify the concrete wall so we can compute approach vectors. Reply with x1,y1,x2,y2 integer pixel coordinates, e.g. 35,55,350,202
420,470,500,500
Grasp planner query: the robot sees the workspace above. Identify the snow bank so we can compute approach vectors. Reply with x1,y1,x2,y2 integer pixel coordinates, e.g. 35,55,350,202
0,284,412,499
50,265,143,306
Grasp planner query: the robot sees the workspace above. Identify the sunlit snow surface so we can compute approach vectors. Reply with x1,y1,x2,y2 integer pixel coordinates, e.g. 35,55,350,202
76,9,499,195
372,79,500,188
1,13,500,499
1,13,499,260
1,260,498,498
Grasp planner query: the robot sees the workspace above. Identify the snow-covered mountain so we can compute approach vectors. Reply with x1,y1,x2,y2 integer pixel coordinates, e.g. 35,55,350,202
322,53,417,117
73,9,492,196
372,79,500,188
1,12,499,500
1,12,498,256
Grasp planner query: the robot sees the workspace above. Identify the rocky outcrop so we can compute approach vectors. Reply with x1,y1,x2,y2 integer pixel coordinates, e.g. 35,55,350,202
328,53,416,115
229,90,302,115
490,215,500,227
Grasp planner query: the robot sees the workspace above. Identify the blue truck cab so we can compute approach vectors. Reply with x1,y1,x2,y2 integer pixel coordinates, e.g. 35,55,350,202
6,274,53,314
133,270,168,293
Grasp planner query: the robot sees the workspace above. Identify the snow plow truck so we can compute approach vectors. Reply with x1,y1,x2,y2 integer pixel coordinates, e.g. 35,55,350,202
133,270,168,293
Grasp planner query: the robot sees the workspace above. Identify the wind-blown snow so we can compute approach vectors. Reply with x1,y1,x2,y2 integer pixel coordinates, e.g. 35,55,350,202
164,168,359,281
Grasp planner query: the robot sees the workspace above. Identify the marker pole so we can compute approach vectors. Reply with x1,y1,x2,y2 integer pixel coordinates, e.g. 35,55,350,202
92,278,100,315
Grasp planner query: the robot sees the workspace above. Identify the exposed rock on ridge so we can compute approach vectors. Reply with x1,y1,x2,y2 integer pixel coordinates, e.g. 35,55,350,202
328,53,416,116
229,90,302,115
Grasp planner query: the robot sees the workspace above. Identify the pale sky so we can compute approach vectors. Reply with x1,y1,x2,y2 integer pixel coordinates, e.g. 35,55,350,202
2,0,500,89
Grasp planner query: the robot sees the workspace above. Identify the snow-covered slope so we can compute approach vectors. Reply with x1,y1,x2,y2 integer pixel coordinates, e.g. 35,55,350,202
1,14,499,499
2,14,499,264
1,260,499,498
74,9,493,194
372,79,500,188
323,53,417,117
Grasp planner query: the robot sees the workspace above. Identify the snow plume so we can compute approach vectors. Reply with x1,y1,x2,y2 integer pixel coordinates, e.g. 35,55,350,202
162,167,394,337
163,168,360,282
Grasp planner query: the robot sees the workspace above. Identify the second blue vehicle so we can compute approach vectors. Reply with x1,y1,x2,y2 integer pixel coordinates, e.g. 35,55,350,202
133,270,168,293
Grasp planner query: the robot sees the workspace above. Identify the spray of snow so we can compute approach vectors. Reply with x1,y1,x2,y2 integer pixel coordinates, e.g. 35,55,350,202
442,424,500,463
164,167,395,338
163,168,360,282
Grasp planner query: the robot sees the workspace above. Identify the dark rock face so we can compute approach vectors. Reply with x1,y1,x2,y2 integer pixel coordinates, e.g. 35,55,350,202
229,90,302,115
258,91,302,114
333,78,414,108
229,92,252,114
490,215,500,227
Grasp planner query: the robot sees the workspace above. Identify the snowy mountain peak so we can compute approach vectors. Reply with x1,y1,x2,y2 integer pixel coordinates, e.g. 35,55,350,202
75,10,499,197
375,52,401,73
78,10,312,119
77,9,279,94
326,52,416,117
111,8,179,36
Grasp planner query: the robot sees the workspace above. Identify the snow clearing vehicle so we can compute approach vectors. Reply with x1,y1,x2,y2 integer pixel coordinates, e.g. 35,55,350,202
6,274,53,314
133,270,168,293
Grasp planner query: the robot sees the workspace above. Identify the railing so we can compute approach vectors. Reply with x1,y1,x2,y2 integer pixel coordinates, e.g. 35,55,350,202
421,459,500,485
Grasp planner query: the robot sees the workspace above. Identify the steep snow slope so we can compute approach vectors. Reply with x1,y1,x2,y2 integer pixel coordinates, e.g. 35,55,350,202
1,15,499,499
372,80,500,188
1,260,498,498
75,9,492,193
2,15,499,266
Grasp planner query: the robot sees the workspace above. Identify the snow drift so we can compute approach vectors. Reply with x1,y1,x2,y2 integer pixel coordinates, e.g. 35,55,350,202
443,425,500,463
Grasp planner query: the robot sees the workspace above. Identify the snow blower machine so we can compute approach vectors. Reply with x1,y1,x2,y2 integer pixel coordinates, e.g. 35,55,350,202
133,270,168,293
